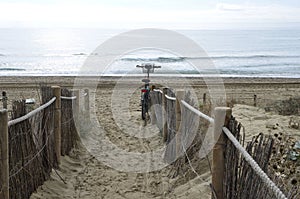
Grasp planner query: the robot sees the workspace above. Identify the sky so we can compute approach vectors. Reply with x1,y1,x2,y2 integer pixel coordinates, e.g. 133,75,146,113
0,0,299,29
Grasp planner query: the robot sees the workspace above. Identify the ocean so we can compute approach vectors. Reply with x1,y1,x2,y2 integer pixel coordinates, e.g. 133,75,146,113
0,28,300,77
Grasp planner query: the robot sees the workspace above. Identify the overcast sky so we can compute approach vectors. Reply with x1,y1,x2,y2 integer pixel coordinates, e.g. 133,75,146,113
0,0,299,29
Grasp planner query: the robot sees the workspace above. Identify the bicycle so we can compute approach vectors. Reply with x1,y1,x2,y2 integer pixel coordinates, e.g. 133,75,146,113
136,63,161,121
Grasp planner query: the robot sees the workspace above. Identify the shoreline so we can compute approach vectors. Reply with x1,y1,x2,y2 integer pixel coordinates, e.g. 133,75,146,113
1,75,299,89
1,76,299,108
1,75,300,83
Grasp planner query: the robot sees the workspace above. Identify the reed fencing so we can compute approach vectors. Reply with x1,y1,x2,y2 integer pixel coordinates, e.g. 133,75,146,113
225,119,300,199
0,86,89,199
150,87,292,199
151,88,202,165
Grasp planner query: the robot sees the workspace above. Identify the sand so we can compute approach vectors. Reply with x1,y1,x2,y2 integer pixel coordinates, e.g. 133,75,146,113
0,76,299,199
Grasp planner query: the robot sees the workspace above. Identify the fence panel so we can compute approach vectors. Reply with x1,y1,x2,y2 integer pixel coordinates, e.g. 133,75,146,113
0,86,81,199
223,117,297,199
180,92,201,157
164,89,176,163
150,91,163,131
8,95,57,199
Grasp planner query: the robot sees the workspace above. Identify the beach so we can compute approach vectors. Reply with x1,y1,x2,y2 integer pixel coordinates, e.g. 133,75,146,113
0,76,299,198
1,0,300,198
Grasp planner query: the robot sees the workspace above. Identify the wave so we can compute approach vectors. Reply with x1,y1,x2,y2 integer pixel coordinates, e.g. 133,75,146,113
0,68,25,71
231,63,300,69
210,55,300,59
121,57,184,63
72,53,87,56
2,53,299,61
120,55,300,63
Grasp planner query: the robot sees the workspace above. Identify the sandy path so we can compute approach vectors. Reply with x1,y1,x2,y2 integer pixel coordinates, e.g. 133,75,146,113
30,84,213,199
73,88,171,199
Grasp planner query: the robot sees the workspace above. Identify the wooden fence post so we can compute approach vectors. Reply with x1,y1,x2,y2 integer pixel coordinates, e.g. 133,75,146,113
254,94,257,107
212,107,232,199
72,90,80,123
162,87,168,142
84,89,90,120
203,93,206,105
0,110,9,199
176,90,184,158
150,91,157,125
52,86,61,165
2,91,7,109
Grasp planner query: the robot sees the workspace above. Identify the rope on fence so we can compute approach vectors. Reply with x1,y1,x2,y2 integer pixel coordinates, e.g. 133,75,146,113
8,97,56,127
222,127,288,199
153,88,176,101
165,94,176,101
153,89,163,94
61,96,77,100
153,89,176,101
181,100,214,123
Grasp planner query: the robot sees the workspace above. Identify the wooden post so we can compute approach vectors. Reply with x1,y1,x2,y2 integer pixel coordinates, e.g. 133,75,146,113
150,91,157,125
52,86,61,165
72,90,80,123
2,91,7,109
162,87,168,142
203,93,206,105
151,85,156,91
0,110,9,199
176,90,184,158
254,94,257,107
212,107,232,199
84,89,90,120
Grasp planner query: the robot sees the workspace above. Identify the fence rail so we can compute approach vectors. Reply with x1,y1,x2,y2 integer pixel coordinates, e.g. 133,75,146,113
61,96,77,100
8,97,56,127
181,100,214,123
